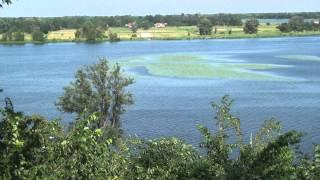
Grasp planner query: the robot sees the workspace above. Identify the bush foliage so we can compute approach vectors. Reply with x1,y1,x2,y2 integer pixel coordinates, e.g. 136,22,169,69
1,94,320,179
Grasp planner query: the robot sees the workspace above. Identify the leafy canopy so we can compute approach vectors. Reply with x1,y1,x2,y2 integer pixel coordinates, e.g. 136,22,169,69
243,19,259,34
0,0,12,7
56,58,134,131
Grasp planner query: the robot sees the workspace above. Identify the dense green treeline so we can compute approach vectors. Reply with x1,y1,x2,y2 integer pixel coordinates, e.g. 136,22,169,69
1,12,320,35
277,16,320,33
0,14,241,35
1,60,320,179
238,12,320,19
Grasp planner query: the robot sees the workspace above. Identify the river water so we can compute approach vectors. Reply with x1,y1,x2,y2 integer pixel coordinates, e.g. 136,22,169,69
1,37,320,153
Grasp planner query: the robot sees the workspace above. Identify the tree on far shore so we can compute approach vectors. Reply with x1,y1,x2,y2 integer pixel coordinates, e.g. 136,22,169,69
32,31,45,42
75,21,106,41
288,16,305,32
198,18,213,35
243,19,259,34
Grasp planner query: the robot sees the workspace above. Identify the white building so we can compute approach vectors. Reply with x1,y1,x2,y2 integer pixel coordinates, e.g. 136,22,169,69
154,23,168,28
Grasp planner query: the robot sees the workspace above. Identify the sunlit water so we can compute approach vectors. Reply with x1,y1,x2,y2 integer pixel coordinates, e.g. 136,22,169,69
1,37,320,153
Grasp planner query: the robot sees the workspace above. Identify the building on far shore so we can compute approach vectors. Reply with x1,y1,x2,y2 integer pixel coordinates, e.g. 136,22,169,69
312,19,320,25
154,22,168,28
125,22,134,28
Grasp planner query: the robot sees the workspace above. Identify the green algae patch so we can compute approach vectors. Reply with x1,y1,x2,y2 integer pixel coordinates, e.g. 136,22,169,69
224,63,291,70
278,55,320,61
158,55,204,63
146,63,283,80
114,54,292,81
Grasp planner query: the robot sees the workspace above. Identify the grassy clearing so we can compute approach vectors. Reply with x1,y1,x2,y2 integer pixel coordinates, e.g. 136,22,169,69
47,29,76,40
45,25,320,41
48,25,320,41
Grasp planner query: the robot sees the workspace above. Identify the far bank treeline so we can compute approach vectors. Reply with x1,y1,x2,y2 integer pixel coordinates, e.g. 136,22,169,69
1,12,320,42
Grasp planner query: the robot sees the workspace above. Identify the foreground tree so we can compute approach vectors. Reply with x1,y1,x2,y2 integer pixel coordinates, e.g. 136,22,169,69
1,95,319,179
0,101,126,179
0,98,64,179
197,95,304,179
56,58,134,131
0,0,12,7
243,19,259,34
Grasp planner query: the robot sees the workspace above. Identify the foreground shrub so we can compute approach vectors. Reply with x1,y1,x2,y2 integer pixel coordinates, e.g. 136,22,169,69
128,137,199,179
1,94,319,179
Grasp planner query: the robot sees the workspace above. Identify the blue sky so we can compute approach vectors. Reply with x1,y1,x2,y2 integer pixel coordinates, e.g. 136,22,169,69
1,0,320,17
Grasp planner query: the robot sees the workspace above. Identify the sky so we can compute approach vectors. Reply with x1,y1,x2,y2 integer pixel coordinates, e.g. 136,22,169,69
1,0,320,17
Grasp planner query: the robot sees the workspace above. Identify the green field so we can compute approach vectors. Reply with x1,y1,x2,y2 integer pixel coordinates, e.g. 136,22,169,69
107,25,320,40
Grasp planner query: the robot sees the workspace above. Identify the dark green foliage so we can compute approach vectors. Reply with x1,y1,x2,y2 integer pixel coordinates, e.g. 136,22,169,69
0,0,11,7
0,103,128,179
277,23,292,33
0,101,64,179
129,137,199,179
278,16,320,33
289,16,305,32
243,19,259,34
1,89,319,179
76,21,106,41
13,31,24,41
32,31,45,42
208,13,243,26
1,13,320,35
198,18,213,35
197,95,305,179
109,31,120,42
130,22,138,33
57,58,134,131
1,30,12,41
0,19,9,33
1,31,24,41
304,22,314,31
140,20,152,30
39,23,50,34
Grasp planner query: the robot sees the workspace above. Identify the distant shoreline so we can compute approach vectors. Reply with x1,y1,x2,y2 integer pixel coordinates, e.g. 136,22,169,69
1,32,320,45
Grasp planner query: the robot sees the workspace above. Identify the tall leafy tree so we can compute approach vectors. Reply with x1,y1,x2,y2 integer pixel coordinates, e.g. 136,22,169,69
277,23,292,33
77,21,106,41
56,58,134,130
198,95,304,179
197,17,213,35
0,0,12,7
289,16,305,32
32,31,45,42
243,19,259,34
